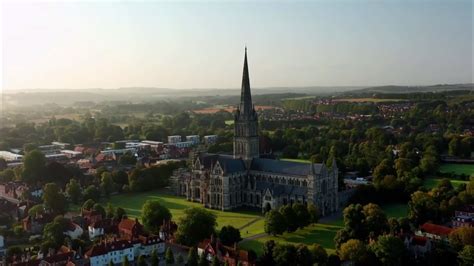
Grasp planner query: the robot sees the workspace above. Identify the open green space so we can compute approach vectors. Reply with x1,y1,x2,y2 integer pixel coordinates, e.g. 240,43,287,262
439,163,474,176
423,177,468,190
382,203,408,218
225,120,234,125
108,189,263,233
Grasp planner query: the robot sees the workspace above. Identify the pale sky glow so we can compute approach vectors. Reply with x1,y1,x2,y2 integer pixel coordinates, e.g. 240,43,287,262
1,0,472,90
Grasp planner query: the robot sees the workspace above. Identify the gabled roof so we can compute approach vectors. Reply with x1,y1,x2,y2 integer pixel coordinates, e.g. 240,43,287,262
250,158,323,176
198,154,246,174
420,223,453,236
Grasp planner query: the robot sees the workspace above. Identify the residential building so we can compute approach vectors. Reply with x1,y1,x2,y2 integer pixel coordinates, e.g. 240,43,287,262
415,223,453,242
168,135,182,144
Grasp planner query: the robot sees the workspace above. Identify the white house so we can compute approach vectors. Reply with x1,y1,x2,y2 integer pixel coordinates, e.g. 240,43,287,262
64,222,84,240
88,222,105,239
86,240,134,266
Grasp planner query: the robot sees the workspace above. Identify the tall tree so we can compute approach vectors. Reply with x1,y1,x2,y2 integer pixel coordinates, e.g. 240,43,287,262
370,235,407,266
65,179,82,204
264,210,286,236
218,226,242,246
165,247,175,264
176,207,216,246
21,150,46,184
141,200,172,234
187,247,199,266
43,183,67,214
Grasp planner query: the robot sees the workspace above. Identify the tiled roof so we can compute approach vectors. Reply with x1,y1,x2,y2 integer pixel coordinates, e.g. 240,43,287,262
420,223,453,236
198,154,246,174
250,158,323,176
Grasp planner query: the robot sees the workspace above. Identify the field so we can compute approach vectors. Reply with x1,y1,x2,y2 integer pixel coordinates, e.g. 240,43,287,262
439,163,474,176
108,190,264,235
332,98,405,103
239,203,406,255
423,177,468,189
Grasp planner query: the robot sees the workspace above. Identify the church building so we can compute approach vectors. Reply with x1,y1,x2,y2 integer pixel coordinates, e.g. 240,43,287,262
170,48,338,215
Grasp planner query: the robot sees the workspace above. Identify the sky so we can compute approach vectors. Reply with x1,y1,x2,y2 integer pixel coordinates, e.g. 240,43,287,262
1,0,472,91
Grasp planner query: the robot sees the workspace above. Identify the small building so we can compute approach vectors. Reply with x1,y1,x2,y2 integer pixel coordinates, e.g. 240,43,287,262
118,218,143,240
141,140,164,149
64,221,84,240
404,235,432,259
85,240,134,266
452,215,474,228
168,135,182,144
0,151,23,161
197,235,256,266
204,135,218,145
455,205,474,217
415,223,453,242
186,135,200,145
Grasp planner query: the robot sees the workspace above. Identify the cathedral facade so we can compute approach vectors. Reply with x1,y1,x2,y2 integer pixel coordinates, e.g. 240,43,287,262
170,49,338,215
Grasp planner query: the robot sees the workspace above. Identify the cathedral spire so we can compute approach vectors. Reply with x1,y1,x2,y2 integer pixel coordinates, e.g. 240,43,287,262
240,47,253,115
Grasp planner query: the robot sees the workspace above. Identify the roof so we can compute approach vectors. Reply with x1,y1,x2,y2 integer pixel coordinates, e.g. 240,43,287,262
420,223,453,236
85,240,133,257
411,236,428,246
118,218,142,232
257,182,306,196
250,158,323,176
198,154,246,174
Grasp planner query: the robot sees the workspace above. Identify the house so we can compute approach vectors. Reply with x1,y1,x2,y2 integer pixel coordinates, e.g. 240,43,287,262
159,219,178,241
22,213,53,234
85,239,134,266
118,218,143,240
455,205,474,217
404,235,432,259
88,221,105,239
81,209,102,226
137,235,165,256
11,246,75,266
415,223,453,242
197,235,255,266
64,221,84,240
452,215,474,228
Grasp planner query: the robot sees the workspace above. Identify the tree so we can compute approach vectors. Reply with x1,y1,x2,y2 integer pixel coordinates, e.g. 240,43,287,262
211,256,220,266
112,170,129,187
115,207,127,220
151,249,160,266
373,159,393,183
28,204,45,217
449,227,474,250
292,203,311,228
123,255,130,266
65,179,82,204
458,245,474,266
394,158,411,178
187,247,199,266
307,203,321,223
119,152,137,165
198,252,209,266
100,172,115,198
343,204,366,240
82,199,95,210
309,244,328,265
280,204,298,232
176,254,184,265
219,226,242,246
138,255,147,266
264,210,286,236
449,137,460,156
408,191,438,225
370,235,406,266
362,203,388,237
295,244,312,266
260,240,276,266
338,239,367,264
176,207,216,246
43,183,67,214
21,149,46,184
43,216,69,248
273,243,297,266
105,203,115,219
93,204,106,219
165,247,175,264
83,185,100,202
141,200,172,234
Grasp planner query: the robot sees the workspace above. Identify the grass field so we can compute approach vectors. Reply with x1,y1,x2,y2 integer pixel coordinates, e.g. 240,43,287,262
239,202,407,255
439,164,474,176
108,190,264,233
225,120,234,126
332,98,405,103
423,177,468,189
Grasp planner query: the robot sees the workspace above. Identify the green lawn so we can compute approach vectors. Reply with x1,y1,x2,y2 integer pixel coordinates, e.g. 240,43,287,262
239,222,342,256
108,190,263,233
225,120,234,126
439,164,474,176
382,203,408,218
423,178,468,190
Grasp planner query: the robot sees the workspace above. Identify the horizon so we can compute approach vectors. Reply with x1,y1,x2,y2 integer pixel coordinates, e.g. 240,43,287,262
2,0,473,91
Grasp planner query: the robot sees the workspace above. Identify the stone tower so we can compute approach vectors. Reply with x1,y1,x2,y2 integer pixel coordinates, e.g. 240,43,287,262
234,48,259,161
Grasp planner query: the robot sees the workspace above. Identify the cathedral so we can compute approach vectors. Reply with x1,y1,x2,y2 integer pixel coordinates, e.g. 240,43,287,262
170,48,338,215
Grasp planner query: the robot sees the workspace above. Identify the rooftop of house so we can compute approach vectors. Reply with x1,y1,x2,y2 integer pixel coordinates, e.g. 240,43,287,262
420,223,453,237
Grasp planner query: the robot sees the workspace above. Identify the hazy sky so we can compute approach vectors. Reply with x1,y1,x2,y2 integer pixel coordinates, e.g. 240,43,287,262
1,0,472,90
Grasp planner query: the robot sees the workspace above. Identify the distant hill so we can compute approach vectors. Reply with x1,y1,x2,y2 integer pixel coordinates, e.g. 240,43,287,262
349,84,473,94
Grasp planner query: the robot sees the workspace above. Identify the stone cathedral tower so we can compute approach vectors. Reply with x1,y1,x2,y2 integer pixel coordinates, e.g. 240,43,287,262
233,48,259,160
